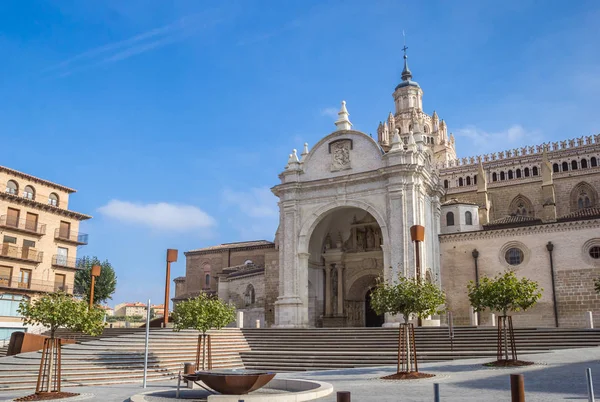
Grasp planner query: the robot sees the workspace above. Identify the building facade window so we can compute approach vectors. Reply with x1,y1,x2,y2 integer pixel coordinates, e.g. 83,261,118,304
516,169,522,178
465,211,473,225
508,170,514,180
48,193,59,207
474,175,477,185
0,294,29,317
571,182,597,211
562,161,569,171
6,180,18,195
532,166,538,176
446,212,455,226
443,179,449,189
505,248,524,266
205,274,210,288
553,164,559,173
245,284,256,306
582,159,588,169
458,178,463,187
466,176,471,186
524,168,530,177
572,160,578,170
500,171,505,181
590,246,600,260
23,185,35,200
492,173,498,182
592,157,598,167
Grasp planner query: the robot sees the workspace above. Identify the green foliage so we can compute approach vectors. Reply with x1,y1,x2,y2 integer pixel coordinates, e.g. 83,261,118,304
467,270,542,316
370,276,446,322
74,256,118,305
18,292,105,338
172,293,236,334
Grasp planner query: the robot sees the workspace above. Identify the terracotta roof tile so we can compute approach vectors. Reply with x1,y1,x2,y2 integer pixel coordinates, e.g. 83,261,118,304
186,240,274,254
558,207,600,222
483,215,542,229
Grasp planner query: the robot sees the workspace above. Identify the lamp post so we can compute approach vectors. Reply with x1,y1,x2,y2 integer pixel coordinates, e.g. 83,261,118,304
471,249,480,325
410,225,425,327
89,264,101,310
546,241,559,327
164,249,178,328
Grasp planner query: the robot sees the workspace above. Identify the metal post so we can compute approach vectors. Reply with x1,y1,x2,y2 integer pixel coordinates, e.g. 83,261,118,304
447,311,454,352
587,368,595,402
510,374,525,402
337,391,351,402
165,249,178,328
434,383,440,402
143,299,151,388
546,242,559,327
89,275,96,310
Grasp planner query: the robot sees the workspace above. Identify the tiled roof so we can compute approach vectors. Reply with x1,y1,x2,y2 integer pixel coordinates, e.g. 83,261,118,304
186,240,274,254
483,215,542,229
0,165,77,193
227,267,265,279
558,207,600,222
442,198,478,206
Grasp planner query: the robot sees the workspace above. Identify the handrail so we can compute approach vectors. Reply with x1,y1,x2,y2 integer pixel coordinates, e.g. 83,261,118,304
54,228,88,245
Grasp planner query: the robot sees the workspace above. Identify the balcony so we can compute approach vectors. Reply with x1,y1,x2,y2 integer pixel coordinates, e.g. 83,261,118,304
54,228,88,245
0,244,43,264
0,215,46,236
0,275,73,293
52,255,81,270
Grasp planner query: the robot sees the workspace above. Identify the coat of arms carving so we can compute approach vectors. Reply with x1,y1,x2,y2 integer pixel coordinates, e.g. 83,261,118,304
330,139,352,171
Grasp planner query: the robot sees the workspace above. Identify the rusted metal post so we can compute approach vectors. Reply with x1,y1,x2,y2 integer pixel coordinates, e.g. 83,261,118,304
164,249,178,327
510,374,525,402
89,265,101,310
337,391,351,402
410,225,425,327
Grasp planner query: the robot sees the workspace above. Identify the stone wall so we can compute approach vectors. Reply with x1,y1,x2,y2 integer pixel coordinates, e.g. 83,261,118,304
556,268,600,327
264,250,280,327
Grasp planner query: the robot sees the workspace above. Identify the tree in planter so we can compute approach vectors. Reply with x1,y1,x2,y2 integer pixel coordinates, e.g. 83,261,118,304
74,256,117,305
18,292,104,398
467,270,542,366
172,293,236,370
370,275,445,379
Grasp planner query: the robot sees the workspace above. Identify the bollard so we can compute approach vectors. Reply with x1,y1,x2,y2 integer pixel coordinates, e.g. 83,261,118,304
510,374,525,402
337,391,351,402
433,383,440,402
587,312,594,329
237,311,244,328
256,319,261,328
470,306,478,326
184,362,196,389
587,368,595,402
491,313,496,327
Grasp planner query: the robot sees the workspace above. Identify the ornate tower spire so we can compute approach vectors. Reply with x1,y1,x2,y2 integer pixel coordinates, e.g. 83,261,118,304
335,100,353,131
401,41,412,82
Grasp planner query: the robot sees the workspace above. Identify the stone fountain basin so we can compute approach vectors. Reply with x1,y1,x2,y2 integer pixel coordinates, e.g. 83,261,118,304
185,369,276,395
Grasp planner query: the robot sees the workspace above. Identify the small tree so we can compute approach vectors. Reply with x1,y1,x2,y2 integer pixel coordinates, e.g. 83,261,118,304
18,292,104,396
74,256,117,305
370,275,445,377
172,293,236,370
467,270,542,364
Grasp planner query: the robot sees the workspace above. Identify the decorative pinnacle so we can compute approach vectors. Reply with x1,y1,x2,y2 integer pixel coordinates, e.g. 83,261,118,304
301,142,309,160
401,36,412,81
335,100,353,131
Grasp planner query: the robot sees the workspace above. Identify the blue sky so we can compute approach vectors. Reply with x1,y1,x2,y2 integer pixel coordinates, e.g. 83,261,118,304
1,0,599,307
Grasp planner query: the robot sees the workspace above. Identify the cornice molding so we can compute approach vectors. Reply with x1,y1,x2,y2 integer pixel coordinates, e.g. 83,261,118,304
0,192,91,220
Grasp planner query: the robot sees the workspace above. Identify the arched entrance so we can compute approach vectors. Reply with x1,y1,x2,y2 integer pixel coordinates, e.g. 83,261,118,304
365,287,384,327
306,207,385,327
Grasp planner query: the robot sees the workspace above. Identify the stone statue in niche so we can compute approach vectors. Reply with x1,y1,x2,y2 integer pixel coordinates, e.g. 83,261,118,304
357,230,365,251
330,140,352,171
366,227,375,249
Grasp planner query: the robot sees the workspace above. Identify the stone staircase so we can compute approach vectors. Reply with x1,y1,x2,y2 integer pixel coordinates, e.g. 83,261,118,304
240,327,600,371
0,328,248,392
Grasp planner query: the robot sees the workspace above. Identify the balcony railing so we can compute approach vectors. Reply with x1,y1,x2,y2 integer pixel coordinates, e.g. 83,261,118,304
0,275,73,293
0,244,43,263
52,255,81,269
54,228,88,245
0,215,46,235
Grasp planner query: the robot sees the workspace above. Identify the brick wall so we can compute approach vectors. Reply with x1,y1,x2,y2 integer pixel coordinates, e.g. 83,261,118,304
556,268,600,327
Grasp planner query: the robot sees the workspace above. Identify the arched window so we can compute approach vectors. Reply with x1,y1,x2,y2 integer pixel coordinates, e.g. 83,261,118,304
205,274,210,288
500,171,505,181
524,168,530,177
570,182,597,211
532,166,538,176
245,284,256,306
466,176,471,186
562,161,569,171
510,195,534,217
516,169,522,178
446,212,455,226
0,294,29,317
6,180,18,195
592,157,598,167
474,175,477,185
23,185,35,200
572,160,578,170
424,125,429,134
492,172,498,182
508,170,514,180
553,163,559,173
458,178,464,187
48,193,59,207
581,159,588,169
443,179,449,189
465,211,473,225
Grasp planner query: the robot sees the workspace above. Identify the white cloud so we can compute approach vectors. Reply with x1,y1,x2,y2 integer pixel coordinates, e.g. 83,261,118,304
222,187,278,218
98,200,216,231
320,107,338,119
453,124,543,156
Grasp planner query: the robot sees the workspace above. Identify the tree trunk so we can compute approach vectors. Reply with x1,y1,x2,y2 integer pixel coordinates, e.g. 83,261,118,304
503,313,509,361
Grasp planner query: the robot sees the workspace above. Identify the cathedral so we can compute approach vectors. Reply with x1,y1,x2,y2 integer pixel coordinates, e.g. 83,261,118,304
174,50,600,329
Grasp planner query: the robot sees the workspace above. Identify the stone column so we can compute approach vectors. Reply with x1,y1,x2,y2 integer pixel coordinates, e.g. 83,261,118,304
336,264,344,316
325,265,332,316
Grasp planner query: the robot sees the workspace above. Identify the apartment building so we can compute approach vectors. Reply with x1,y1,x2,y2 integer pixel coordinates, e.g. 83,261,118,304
0,166,91,341
114,302,148,318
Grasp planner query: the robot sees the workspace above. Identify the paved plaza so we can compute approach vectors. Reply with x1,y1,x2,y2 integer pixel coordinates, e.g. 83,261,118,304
1,347,599,402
